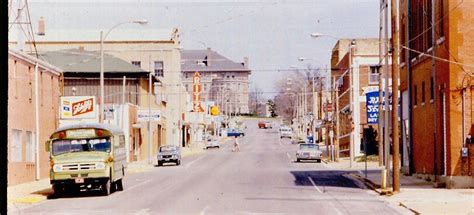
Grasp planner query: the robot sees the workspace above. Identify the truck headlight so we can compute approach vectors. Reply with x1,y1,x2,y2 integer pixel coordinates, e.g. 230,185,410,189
95,162,106,170
53,164,62,172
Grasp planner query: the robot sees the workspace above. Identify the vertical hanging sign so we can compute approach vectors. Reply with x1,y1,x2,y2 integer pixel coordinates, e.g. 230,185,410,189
193,71,204,112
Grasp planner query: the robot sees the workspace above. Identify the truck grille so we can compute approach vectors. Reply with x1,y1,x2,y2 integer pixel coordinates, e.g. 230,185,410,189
163,155,172,158
61,163,96,171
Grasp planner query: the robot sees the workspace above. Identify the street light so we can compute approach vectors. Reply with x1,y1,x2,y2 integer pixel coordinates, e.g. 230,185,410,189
99,19,148,123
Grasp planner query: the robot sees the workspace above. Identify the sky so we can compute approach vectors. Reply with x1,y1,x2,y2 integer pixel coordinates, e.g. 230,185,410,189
23,0,381,98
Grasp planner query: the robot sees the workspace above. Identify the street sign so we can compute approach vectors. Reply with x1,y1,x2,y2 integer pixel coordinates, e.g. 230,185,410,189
137,109,161,122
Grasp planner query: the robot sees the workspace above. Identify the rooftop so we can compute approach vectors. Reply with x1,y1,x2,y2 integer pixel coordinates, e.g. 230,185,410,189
181,49,250,73
36,49,148,75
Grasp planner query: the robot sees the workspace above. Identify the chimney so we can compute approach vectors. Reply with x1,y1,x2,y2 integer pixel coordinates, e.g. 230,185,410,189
38,16,45,36
243,57,249,69
206,47,212,67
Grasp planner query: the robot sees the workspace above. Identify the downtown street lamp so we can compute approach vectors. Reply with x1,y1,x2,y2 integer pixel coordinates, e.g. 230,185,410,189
99,19,148,123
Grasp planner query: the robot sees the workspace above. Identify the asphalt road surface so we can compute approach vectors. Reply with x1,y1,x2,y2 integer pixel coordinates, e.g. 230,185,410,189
15,118,410,215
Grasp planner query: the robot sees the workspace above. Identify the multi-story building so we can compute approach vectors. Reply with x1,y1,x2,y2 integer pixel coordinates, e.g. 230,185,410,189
10,25,187,162
181,48,251,115
399,0,474,188
331,38,385,158
8,49,63,185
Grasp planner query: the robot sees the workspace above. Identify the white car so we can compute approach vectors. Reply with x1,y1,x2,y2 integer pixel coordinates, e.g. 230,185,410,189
296,144,323,163
279,126,292,139
205,138,220,149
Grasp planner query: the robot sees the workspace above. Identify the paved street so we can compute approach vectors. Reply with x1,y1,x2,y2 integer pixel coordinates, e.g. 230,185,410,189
12,119,410,215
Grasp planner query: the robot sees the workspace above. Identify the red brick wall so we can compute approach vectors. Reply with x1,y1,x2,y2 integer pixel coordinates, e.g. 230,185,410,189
8,56,62,185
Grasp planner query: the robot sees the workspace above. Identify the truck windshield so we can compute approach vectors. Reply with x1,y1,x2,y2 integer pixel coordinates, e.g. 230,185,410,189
52,138,111,156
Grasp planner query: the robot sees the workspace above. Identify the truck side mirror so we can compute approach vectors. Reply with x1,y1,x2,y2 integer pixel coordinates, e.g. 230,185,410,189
45,140,50,152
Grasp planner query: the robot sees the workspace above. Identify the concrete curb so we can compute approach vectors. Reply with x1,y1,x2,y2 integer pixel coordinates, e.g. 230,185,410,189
348,173,381,193
348,173,423,215
399,202,421,215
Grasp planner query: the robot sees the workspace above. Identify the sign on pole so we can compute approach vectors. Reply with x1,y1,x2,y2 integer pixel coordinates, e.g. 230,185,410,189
366,91,380,124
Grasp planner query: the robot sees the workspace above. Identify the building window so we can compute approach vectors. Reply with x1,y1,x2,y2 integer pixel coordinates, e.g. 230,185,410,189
369,65,380,85
131,61,141,68
232,75,235,79
422,81,425,103
185,84,189,91
204,84,208,91
11,129,22,162
414,85,418,106
227,75,230,78
430,77,434,100
154,61,164,77
25,131,34,162
185,73,188,79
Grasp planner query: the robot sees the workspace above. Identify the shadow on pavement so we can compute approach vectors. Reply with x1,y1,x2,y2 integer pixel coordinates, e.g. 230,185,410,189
290,170,381,189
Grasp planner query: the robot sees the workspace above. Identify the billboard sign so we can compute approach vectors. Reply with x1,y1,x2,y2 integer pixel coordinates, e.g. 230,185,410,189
60,96,97,119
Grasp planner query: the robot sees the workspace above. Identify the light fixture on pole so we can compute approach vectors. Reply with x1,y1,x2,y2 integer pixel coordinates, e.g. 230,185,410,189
99,19,148,123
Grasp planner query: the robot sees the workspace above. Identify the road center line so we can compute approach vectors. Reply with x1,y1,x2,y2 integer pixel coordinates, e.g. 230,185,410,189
185,155,207,169
286,152,291,161
307,176,322,193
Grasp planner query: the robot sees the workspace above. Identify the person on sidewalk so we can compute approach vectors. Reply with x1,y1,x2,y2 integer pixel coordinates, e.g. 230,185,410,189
232,136,241,152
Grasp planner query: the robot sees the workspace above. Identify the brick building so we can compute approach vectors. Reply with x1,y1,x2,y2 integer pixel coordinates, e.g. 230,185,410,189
331,39,386,158
399,0,474,188
8,49,63,185
181,48,251,114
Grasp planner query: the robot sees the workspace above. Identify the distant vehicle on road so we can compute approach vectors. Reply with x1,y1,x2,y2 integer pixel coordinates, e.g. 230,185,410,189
227,128,245,137
279,126,292,139
258,121,272,129
205,138,220,149
157,145,181,166
296,143,322,163
45,123,126,196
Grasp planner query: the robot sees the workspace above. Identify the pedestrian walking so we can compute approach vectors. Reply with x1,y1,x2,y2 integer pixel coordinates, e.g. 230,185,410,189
232,136,240,152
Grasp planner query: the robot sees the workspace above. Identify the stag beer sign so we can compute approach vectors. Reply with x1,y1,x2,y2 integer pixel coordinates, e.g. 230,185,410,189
192,72,204,112
60,96,97,119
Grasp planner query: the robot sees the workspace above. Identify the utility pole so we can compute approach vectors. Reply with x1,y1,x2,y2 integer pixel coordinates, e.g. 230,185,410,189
382,0,391,190
349,41,354,169
378,0,384,167
391,0,400,192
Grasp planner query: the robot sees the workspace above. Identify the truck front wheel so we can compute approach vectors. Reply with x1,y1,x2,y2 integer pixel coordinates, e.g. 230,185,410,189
102,179,112,196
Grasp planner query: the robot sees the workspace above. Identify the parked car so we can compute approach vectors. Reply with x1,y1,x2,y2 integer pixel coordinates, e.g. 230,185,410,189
265,121,273,129
227,128,245,137
205,138,220,149
279,126,292,139
157,145,181,166
258,121,266,129
296,143,323,163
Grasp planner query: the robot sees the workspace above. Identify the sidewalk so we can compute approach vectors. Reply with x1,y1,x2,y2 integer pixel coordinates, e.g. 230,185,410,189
7,138,229,211
327,157,474,215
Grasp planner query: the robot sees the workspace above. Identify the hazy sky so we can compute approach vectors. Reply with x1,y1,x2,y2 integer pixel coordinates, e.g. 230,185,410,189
25,0,380,98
